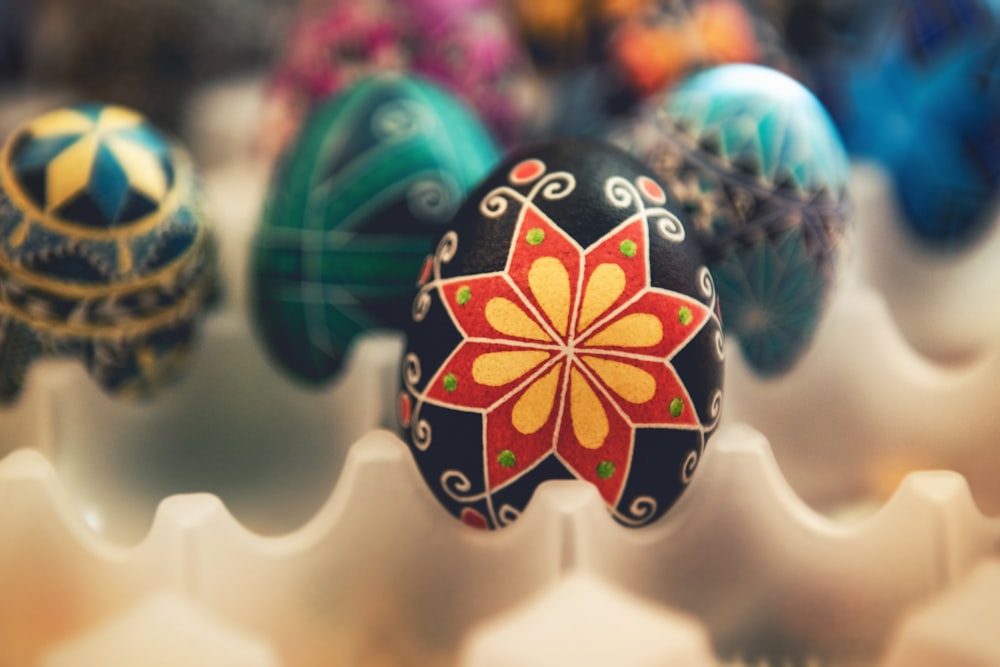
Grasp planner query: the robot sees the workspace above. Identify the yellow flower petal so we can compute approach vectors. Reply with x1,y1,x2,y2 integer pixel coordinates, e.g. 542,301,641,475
581,356,656,404
583,313,663,349
46,134,98,212
569,367,608,449
472,350,551,387
528,256,570,336
578,263,625,332
485,297,552,342
512,362,562,434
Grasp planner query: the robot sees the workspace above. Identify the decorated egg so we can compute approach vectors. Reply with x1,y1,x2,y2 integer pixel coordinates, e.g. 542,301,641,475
822,0,1000,244
399,140,724,529
618,64,850,376
252,74,500,384
0,103,219,401
264,0,527,153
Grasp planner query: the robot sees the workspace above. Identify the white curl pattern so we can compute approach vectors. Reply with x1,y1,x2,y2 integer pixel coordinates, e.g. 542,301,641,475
497,504,521,527
614,495,658,527
370,99,425,141
441,470,488,503
411,231,458,323
479,168,576,220
681,450,700,484
402,353,432,451
407,176,458,222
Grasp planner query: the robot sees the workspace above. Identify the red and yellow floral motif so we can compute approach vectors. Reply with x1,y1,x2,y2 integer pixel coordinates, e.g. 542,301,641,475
425,204,711,506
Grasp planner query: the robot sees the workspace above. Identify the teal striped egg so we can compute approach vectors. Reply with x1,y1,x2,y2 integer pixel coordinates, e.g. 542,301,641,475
252,74,501,384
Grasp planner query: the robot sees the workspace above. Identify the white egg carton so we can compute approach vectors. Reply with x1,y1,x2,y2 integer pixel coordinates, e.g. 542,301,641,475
1,80,1000,665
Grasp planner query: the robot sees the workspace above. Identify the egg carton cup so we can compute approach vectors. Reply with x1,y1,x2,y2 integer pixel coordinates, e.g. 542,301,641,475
2,148,1000,666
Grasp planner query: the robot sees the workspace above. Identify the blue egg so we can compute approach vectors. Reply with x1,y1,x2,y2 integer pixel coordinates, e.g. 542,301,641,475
830,0,1000,243
618,64,850,376
0,104,218,400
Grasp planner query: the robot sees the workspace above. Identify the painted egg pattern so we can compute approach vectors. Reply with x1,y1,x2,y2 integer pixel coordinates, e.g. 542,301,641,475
827,0,1000,244
0,103,218,400
620,64,850,376
252,74,500,384
400,141,724,529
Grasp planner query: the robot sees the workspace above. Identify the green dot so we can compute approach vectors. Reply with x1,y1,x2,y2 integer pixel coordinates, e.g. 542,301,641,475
669,398,684,418
443,373,458,392
498,450,517,468
678,306,692,325
526,228,545,245
456,286,471,306
596,461,616,479
619,239,637,257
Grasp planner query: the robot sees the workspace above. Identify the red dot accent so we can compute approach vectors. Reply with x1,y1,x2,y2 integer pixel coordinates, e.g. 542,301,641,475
398,393,412,428
460,507,489,530
416,256,433,286
638,176,666,204
510,159,545,185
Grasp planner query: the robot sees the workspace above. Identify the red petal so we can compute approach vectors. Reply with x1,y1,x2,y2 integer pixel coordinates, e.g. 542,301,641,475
461,507,489,530
577,354,701,427
440,274,554,343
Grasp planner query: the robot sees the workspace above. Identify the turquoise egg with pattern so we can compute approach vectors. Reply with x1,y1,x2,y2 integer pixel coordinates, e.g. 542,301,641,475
252,74,501,384
0,103,219,401
620,64,851,376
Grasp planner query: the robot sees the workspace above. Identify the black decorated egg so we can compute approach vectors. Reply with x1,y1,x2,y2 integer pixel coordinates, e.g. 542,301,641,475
618,64,850,376
252,74,501,384
399,140,724,529
0,103,218,401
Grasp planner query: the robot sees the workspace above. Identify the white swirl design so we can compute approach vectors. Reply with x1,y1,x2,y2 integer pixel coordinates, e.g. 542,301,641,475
370,99,426,141
714,327,725,361
411,231,459,323
441,470,488,502
655,211,686,242
479,171,576,220
605,176,638,208
497,504,521,527
614,495,658,527
407,177,458,223
705,388,723,432
681,449,700,484
697,266,716,304
402,353,433,451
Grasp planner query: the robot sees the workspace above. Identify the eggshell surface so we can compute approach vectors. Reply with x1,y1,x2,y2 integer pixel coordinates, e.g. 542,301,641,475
252,74,500,384
621,64,850,376
400,140,724,529
0,103,218,400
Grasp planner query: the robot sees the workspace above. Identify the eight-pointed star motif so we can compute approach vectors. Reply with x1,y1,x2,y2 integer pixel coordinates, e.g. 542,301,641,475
8,105,174,228
423,201,712,507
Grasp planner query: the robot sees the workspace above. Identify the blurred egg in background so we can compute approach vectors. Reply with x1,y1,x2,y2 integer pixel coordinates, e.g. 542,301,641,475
0,103,219,400
616,64,850,376
787,0,1000,246
252,73,500,385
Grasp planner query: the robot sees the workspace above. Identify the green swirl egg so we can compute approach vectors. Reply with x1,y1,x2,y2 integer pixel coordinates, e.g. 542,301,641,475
252,73,501,384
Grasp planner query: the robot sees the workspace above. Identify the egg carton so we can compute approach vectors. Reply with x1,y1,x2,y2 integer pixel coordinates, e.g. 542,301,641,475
1,121,1000,665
